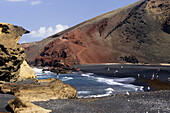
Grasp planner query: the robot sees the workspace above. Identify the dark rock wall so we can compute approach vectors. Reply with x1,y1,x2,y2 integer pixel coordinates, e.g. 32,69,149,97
0,44,25,82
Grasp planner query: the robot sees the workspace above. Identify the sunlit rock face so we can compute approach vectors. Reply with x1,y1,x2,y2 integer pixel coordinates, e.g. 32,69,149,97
0,22,36,82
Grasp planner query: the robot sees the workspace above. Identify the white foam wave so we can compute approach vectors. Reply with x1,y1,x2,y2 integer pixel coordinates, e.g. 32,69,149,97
81,73,94,77
61,77,73,81
33,67,54,76
96,77,143,91
105,88,114,95
37,75,53,79
33,68,43,74
83,93,111,98
78,91,91,94
80,88,114,98
80,72,143,92
105,88,114,92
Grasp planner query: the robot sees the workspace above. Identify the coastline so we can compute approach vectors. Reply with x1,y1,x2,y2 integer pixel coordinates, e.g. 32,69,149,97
33,90,170,113
1,64,170,112
1,89,170,112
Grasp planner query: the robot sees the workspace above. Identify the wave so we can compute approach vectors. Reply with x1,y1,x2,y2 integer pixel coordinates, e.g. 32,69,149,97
33,67,55,78
61,77,73,81
33,68,43,75
80,73,143,91
37,75,54,79
78,91,91,94
81,73,94,77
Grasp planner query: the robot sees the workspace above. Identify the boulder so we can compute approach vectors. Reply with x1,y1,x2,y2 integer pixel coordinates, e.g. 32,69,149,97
0,22,36,82
0,78,77,113
19,60,37,79
8,98,51,113
0,78,78,102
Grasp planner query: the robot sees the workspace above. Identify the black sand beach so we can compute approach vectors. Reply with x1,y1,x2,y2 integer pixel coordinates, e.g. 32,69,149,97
74,64,170,79
0,64,170,112
34,90,170,113
32,64,170,113
0,93,14,112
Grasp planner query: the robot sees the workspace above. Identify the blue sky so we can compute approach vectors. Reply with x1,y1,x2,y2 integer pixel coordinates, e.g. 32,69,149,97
0,0,139,43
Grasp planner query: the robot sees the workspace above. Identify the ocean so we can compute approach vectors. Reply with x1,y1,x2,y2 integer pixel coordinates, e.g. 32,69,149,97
34,68,144,98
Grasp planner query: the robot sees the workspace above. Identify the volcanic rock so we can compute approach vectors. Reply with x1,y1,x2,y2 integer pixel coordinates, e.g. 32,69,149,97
19,60,37,79
0,22,36,82
8,98,51,113
0,78,78,102
0,78,77,112
23,0,170,66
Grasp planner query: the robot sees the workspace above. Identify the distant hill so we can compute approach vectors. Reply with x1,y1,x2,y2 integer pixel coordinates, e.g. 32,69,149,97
22,0,170,67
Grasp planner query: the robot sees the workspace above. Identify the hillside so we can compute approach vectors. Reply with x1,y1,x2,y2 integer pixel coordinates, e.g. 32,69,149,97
22,0,170,67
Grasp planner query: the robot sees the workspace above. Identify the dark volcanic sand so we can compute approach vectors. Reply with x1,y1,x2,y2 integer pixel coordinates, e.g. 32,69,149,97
34,90,170,113
0,93,15,112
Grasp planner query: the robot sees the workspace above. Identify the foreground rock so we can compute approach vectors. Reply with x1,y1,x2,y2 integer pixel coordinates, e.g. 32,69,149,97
0,22,36,82
0,78,77,112
8,98,51,113
0,78,78,101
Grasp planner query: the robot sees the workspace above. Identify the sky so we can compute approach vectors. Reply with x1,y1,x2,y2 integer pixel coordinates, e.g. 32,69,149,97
0,0,139,43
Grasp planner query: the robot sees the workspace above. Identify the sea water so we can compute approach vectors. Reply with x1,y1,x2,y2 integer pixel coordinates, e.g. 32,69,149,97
34,68,144,98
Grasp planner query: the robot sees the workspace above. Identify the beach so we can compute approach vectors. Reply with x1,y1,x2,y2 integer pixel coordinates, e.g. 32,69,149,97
33,90,170,113
0,64,170,112
32,64,170,112
1,90,169,112
0,93,15,112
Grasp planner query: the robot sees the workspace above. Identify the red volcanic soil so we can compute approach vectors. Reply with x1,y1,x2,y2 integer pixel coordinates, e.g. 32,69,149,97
22,0,170,67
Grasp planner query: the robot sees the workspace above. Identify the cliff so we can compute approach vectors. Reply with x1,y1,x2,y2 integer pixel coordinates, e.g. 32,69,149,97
0,22,36,82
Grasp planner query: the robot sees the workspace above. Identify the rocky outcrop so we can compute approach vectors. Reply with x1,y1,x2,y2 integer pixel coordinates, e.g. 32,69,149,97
23,0,170,66
0,78,78,112
0,78,78,101
19,60,37,79
8,98,51,113
0,22,36,82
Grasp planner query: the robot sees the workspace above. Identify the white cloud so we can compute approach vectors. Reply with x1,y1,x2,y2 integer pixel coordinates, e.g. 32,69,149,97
30,24,69,38
30,0,42,5
7,0,27,2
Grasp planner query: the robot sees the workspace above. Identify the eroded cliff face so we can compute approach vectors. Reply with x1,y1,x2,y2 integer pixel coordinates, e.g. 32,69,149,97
0,22,36,82
23,0,170,67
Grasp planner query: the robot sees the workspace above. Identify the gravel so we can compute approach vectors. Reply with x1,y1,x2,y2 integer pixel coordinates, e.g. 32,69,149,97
0,93,15,112
34,90,170,113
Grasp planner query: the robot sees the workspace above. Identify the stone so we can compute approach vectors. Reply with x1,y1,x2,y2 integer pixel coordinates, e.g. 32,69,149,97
0,43,25,82
0,78,78,102
0,22,30,48
0,22,36,82
0,78,77,112
19,60,37,79
8,98,51,113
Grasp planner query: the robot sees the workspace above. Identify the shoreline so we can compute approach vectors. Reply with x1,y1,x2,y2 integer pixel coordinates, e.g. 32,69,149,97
33,90,170,113
1,89,170,112
74,63,170,67
1,64,169,112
